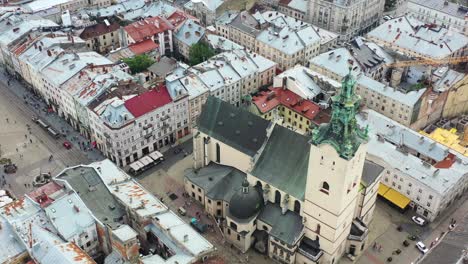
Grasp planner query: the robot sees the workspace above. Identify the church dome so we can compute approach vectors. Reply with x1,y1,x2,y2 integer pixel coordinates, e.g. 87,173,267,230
229,179,264,220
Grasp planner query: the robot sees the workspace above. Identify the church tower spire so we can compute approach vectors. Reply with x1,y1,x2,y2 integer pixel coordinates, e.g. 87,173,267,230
311,67,368,160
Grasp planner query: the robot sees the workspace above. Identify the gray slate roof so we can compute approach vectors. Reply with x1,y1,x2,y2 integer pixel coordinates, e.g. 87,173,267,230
361,160,384,187
257,202,303,245
197,96,270,156
148,56,178,77
251,124,310,201
56,166,125,229
185,163,245,202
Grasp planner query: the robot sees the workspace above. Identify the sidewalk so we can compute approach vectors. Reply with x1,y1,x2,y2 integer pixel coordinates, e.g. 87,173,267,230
0,67,104,163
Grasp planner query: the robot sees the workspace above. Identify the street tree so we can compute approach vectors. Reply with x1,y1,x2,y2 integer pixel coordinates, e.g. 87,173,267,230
123,54,155,74
188,42,215,66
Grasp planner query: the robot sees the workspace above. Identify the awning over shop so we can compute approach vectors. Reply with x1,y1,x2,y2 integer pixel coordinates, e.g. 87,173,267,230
378,183,390,196
383,189,411,209
378,183,411,209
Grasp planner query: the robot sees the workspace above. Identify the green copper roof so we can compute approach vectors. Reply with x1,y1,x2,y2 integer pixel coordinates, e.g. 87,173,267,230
251,125,310,200
197,96,270,156
311,68,368,160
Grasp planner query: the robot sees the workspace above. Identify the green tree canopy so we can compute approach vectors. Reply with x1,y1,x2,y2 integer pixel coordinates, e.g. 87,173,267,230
122,54,155,74
189,42,215,66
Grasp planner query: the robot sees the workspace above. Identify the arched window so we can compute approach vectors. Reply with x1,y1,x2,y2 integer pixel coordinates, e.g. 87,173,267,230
255,181,262,189
294,200,301,214
275,190,281,204
255,181,263,190
320,182,330,194
230,221,237,231
216,143,220,163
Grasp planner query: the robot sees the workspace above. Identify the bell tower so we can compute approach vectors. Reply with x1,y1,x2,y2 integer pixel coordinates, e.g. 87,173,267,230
303,68,369,263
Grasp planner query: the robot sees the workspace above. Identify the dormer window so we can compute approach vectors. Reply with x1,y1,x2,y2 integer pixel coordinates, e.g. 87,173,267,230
320,182,330,195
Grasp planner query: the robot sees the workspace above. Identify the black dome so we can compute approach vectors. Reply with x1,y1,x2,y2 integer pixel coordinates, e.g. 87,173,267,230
229,180,264,219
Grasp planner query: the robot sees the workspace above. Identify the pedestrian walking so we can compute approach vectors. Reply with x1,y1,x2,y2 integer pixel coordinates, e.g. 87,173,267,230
25,134,27,139
6,118,8,123
16,148,18,152
29,139,32,144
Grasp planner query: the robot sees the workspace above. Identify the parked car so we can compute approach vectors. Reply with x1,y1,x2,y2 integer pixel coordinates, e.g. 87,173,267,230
63,141,72,149
416,241,428,254
383,15,393,21
412,216,426,226
190,218,207,233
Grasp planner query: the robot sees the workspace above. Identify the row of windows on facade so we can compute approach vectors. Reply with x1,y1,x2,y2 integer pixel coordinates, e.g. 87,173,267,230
417,8,466,24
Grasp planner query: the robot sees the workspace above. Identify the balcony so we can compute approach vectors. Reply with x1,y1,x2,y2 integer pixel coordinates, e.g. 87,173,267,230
143,123,153,130
144,132,153,139
348,219,369,241
298,237,323,262
160,115,170,121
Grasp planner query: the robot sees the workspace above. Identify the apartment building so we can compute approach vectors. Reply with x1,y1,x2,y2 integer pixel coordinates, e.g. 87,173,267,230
23,0,90,22
166,49,277,126
407,0,468,35
85,160,215,263
216,10,338,71
79,21,121,54
39,52,115,133
310,48,426,127
0,14,58,76
248,65,333,134
278,0,308,21
205,34,244,52
15,33,86,93
183,0,225,25
306,0,384,41
367,16,468,60
88,84,189,167
121,16,174,57
0,181,101,263
358,110,468,221
173,19,205,60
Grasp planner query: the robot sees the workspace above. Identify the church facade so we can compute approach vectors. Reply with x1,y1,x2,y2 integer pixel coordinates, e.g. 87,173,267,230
185,71,383,264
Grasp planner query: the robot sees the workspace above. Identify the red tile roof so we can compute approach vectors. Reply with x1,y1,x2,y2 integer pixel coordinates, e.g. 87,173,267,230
124,85,172,118
252,87,321,121
128,39,159,55
434,153,457,169
166,10,198,28
124,17,173,43
27,181,63,208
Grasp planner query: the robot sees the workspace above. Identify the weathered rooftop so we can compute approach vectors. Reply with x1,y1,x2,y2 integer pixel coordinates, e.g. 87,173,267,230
0,216,26,263
55,165,125,229
358,110,468,194
174,19,205,46
44,192,96,241
367,16,468,59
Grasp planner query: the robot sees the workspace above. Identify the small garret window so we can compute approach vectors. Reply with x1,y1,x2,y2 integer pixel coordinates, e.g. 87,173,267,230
320,182,330,195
